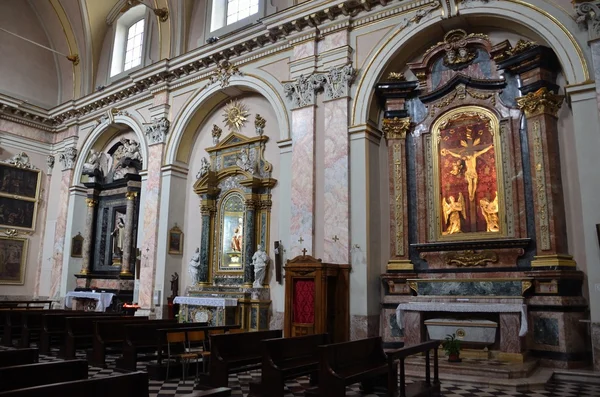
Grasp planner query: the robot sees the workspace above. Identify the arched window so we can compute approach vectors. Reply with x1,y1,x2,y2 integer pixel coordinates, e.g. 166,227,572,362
210,0,261,34
110,5,146,78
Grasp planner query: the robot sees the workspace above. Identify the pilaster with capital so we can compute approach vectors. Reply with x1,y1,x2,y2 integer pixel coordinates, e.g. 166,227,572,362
499,44,574,267
121,191,138,275
80,197,98,275
375,78,418,271
198,199,215,285
243,198,257,286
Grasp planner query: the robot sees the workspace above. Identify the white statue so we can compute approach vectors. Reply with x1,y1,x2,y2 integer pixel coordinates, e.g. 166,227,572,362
188,247,201,284
252,245,269,288
111,217,125,255
82,150,103,176
236,148,254,172
196,157,210,179
120,138,143,162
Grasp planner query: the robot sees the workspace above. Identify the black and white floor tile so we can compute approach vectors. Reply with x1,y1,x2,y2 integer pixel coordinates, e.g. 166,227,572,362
4,345,600,396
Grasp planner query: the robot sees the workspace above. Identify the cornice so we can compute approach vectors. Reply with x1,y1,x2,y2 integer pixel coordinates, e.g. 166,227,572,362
3,0,424,133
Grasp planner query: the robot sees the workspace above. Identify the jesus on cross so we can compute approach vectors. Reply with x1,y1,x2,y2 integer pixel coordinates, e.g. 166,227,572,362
440,127,493,202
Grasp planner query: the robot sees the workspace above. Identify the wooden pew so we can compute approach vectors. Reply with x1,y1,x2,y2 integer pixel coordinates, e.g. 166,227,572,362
0,371,149,397
63,315,130,359
39,311,100,354
88,317,150,367
209,329,283,388
1,310,32,347
0,349,38,368
315,337,389,397
252,333,328,397
387,340,441,397
115,319,180,371
0,301,52,310
0,360,88,392
20,310,69,348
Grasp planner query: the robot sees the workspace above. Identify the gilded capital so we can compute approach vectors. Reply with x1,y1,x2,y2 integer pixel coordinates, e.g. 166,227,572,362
516,87,564,117
85,198,98,207
382,117,411,140
125,191,138,200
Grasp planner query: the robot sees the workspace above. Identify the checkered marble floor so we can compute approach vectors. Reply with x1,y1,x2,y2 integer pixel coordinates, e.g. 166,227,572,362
3,345,600,396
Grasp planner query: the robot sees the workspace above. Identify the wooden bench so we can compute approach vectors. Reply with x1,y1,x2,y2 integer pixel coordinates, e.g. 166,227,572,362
115,319,180,371
0,301,52,310
209,329,283,388
314,336,389,397
0,371,149,397
387,340,441,397
0,360,88,392
63,315,130,359
39,311,115,354
251,333,328,397
20,310,69,348
87,317,150,367
0,349,38,368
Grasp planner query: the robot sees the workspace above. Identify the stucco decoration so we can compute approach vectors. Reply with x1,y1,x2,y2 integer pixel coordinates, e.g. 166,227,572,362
323,64,356,100
58,147,78,170
145,117,170,145
1,152,37,170
46,155,55,175
283,74,325,108
112,138,143,180
575,1,600,40
209,60,243,88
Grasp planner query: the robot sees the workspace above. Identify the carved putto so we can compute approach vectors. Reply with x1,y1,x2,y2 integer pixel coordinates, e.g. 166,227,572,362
112,138,143,180
441,30,477,69
2,152,36,169
46,155,55,174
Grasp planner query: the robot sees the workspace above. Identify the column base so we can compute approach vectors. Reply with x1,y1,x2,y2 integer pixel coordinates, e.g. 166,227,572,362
78,268,89,275
387,259,414,271
197,282,211,287
531,254,576,268
120,269,132,276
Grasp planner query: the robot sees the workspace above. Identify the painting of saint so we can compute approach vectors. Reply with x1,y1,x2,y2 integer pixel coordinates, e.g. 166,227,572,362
231,218,243,252
220,193,245,271
0,238,27,285
0,197,36,230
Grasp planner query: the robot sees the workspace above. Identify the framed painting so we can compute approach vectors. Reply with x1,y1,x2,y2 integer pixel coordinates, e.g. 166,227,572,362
0,237,28,285
0,163,41,231
168,225,183,255
71,233,84,258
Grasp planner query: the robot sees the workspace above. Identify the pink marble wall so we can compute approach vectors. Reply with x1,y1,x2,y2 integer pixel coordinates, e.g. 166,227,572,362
290,107,315,257
318,31,347,53
33,174,52,297
49,170,74,298
323,98,349,263
499,313,523,353
138,144,164,308
293,41,315,60
350,314,380,340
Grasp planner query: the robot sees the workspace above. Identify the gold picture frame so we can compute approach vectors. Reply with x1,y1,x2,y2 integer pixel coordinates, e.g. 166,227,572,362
71,232,84,258
0,163,41,232
0,236,28,285
168,225,184,255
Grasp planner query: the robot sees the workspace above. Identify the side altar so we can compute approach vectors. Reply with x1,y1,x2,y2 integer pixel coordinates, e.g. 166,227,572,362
180,104,276,331
377,30,588,369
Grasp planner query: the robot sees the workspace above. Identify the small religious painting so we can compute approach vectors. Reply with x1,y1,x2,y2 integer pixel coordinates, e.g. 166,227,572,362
0,163,40,231
110,209,126,265
219,192,245,271
71,233,84,258
433,107,504,239
0,237,28,285
168,225,183,255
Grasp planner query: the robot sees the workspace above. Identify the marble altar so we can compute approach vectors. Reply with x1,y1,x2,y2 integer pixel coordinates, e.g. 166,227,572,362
65,291,115,312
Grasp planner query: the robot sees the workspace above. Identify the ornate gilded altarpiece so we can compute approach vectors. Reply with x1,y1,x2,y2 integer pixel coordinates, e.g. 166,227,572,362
376,30,588,368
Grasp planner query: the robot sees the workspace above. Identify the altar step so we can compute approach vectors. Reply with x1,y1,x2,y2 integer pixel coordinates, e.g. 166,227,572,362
552,369,600,385
404,356,553,391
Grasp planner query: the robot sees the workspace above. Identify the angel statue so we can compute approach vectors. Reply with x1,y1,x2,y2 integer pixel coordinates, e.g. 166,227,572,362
480,192,500,232
188,248,201,284
252,245,269,288
442,193,466,235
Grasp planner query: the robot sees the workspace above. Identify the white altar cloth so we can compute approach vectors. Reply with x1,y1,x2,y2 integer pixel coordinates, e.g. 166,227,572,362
396,302,528,337
65,291,115,312
173,296,238,307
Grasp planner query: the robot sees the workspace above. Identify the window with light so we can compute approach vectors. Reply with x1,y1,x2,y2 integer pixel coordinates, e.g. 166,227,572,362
211,0,260,33
110,4,146,78
124,20,144,72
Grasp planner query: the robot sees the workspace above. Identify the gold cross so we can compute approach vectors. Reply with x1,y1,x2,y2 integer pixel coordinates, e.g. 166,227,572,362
298,237,304,244
332,235,339,242
302,248,307,256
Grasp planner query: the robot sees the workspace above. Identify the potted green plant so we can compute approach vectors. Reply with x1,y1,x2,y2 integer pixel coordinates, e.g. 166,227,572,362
442,333,461,362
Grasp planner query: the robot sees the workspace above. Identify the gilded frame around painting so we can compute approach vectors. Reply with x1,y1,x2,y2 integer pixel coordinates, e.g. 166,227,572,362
0,236,28,285
431,106,506,241
71,233,84,258
216,190,246,275
0,163,41,232
168,225,184,255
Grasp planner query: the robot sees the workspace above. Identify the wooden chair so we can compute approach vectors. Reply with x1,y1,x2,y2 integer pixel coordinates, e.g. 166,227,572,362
166,331,198,383
187,331,211,374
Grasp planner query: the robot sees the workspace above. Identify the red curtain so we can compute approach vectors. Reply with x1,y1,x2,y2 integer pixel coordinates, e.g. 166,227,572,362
293,279,315,324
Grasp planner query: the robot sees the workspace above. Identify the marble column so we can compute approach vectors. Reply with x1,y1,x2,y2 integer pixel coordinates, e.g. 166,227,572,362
49,147,78,298
198,201,214,285
121,192,137,275
80,198,97,275
243,200,256,286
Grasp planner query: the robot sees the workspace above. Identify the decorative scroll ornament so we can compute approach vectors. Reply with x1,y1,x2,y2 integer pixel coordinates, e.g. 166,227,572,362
58,147,78,170
212,124,222,145
504,39,537,57
2,152,36,169
516,87,564,117
442,29,477,69
575,1,600,40
386,72,406,81
283,74,324,108
223,100,249,131
4,229,19,238
255,114,266,136
46,155,55,174
443,250,498,267
209,60,242,88
145,117,170,145
382,117,411,140
322,64,355,100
